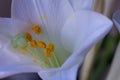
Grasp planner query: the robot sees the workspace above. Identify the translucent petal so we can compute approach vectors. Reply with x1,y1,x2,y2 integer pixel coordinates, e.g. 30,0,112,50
11,0,73,35
61,10,112,68
0,34,9,48
38,64,79,80
0,46,41,79
0,18,30,49
0,18,30,37
38,11,112,80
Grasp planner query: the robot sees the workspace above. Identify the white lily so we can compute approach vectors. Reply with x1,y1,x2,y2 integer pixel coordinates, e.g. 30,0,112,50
0,0,112,80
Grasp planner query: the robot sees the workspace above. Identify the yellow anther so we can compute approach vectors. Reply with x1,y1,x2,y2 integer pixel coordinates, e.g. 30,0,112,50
44,48,51,58
38,41,46,48
30,40,37,48
25,32,32,42
48,43,54,52
32,25,41,35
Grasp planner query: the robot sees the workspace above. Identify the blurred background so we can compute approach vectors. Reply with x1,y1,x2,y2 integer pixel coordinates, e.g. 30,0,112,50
0,0,11,17
0,0,120,80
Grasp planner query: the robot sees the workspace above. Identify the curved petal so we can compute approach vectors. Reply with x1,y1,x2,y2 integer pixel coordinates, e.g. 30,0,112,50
68,0,94,11
38,64,79,80
37,11,113,80
61,10,112,68
0,46,41,79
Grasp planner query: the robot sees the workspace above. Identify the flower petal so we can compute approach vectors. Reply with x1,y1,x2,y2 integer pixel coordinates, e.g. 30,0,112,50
0,46,41,79
38,11,113,80
0,18,30,37
61,10,112,68
0,34,10,49
12,0,40,24
38,64,79,80
12,0,73,29
12,0,74,41
0,18,29,48
68,0,94,11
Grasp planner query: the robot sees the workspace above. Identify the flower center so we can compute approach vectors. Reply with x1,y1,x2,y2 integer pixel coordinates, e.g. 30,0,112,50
12,25,60,68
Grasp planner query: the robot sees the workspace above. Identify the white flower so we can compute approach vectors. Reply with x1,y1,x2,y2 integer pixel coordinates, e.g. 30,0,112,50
0,0,112,80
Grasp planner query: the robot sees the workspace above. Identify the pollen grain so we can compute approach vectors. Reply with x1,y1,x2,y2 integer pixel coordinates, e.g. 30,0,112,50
25,32,32,42
32,25,41,35
48,43,54,52
30,40,37,48
38,41,46,49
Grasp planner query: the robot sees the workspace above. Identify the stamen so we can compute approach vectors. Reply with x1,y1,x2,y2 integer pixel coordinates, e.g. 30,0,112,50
38,41,46,48
25,32,32,42
45,48,51,58
32,25,41,35
30,40,37,48
48,43,54,52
